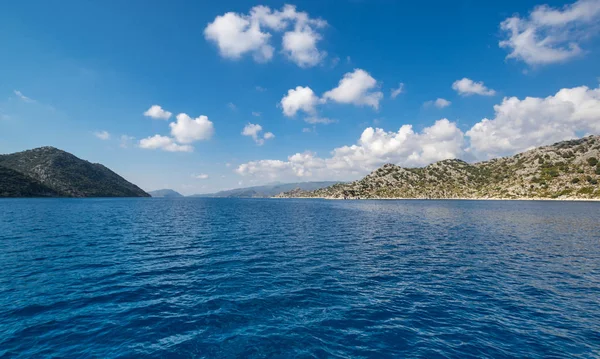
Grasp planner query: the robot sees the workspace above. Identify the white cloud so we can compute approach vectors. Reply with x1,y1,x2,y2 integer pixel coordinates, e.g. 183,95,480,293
14,90,35,103
282,18,327,67
256,86,267,92
242,123,274,145
424,98,452,108
194,174,209,179
466,85,600,158
252,111,261,117
280,86,320,116
139,135,193,152
237,119,464,180
170,113,215,144
323,69,383,109
242,123,262,140
144,105,172,120
390,83,405,99
94,130,110,140
228,102,237,111
278,68,382,124
452,78,496,96
500,0,600,66
204,11,274,62
119,135,135,148
237,84,600,180
204,5,327,67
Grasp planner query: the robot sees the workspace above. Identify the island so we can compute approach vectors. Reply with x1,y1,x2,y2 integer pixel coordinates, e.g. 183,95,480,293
276,136,600,200
0,147,149,197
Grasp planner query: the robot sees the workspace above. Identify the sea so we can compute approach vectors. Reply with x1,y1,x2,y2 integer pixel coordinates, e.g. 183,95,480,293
1,198,599,358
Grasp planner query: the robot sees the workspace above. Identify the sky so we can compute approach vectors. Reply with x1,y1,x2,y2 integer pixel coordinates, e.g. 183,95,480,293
1,0,600,195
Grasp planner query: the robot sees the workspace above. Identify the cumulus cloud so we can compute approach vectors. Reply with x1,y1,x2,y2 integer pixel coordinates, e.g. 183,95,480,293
452,78,496,96
466,85,600,158
139,135,193,152
204,5,327,67
282,16,327,67
139,111,214,153
204,11,273,62
170,113,215,143
424,98,452,108
390,83,405,99
323,69,383,109
236,119,465,180
279,69,383,124
280,86,320,116
144,105,172,120
500,0,600,66
94,130,110,140
242,123,275,145
237,84,600,180
194,174,209,179
242,123,263,141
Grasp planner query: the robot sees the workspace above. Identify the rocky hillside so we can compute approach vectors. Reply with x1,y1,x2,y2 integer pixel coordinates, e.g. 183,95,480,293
0,147,149,197
277,135,600,200
0,165,62,197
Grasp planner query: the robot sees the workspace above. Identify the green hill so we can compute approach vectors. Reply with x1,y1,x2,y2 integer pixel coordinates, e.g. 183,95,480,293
0,165,61,197
0,147,149,198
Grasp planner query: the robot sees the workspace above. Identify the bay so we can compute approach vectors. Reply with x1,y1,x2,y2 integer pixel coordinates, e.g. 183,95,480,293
1,198,599,358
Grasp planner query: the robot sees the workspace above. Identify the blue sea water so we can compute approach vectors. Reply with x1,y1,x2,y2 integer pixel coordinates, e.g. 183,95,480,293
0,198,599,358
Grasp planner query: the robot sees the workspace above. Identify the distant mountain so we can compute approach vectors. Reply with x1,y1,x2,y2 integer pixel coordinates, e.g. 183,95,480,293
148,189,183,198
0,147,150,198
192,181,341,198
277,136,600,200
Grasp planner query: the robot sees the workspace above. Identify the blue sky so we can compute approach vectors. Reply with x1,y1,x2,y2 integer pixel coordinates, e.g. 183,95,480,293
1,0,600,194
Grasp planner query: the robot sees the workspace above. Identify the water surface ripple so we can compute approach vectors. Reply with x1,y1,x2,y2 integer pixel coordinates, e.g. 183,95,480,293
1,198,599,358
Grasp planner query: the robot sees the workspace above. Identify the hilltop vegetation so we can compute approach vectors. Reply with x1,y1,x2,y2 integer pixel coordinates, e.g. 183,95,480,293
0,165,61,197
0,147,149,198
277,135,600,200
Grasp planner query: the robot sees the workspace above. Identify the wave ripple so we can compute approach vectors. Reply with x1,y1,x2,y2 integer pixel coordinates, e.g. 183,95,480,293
1,198,599,358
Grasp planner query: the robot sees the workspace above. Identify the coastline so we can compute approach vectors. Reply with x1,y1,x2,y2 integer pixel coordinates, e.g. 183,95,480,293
274,196,600,202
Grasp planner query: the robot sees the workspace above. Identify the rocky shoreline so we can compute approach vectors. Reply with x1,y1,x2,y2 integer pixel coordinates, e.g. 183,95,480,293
274,196,600,201
276,136,600,201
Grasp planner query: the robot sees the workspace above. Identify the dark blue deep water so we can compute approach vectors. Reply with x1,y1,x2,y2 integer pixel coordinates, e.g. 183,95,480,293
1,198,599,358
